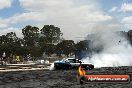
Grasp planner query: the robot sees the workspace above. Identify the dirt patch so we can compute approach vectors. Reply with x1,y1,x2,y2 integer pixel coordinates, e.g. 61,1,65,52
0,66,131,88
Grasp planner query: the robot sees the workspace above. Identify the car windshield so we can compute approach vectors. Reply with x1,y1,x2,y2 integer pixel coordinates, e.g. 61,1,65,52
67,59,75,63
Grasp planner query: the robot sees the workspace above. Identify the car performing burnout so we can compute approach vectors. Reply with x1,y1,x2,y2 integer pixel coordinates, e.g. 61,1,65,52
53,58,94,70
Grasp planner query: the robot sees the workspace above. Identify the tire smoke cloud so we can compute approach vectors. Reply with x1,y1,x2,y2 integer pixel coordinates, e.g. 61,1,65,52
82,31,132,68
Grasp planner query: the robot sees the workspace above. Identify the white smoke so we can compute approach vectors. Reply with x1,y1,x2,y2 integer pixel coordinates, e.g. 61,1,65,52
82,31,132,68
49,63,55,70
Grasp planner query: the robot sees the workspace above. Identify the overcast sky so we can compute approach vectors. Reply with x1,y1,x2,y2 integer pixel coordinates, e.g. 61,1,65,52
0,0,132,41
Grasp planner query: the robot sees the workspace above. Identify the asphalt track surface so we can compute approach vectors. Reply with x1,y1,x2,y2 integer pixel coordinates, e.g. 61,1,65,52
0,66,131,88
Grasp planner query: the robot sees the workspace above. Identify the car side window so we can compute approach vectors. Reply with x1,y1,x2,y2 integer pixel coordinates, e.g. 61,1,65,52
67,59,74,63
65,60,69,63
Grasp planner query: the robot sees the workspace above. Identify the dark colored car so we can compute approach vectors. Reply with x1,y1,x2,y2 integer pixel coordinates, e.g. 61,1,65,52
54,58,94,70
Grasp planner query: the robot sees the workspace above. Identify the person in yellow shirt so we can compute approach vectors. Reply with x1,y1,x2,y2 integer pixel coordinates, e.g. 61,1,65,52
16,56,20,62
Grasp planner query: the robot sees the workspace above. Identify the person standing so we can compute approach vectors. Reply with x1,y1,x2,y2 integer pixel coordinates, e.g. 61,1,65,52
2,52,6,65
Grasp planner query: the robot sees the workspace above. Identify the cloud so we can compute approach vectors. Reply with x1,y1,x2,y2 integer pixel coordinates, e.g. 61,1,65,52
1,0,113,41
19,0,73,11
0,0,12,10
121,16,132,29
8,12,45,24
109,6,118,12
91,23,121,34
17,0,112,40
0,18,10,28
19,0,112,22
0,27,22,37
120,3,132,12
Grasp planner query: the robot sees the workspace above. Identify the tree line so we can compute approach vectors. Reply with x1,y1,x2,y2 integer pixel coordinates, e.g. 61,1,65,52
0,25,91,62
1,25,132,63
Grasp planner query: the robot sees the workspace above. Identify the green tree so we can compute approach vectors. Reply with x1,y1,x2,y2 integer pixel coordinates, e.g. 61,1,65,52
75,40,90,51
22,25,40,56
75,40,91,59
0,35,8,56
39,25,63,56
128,30,132,45
56,40,75,57
41,44,55,56
0,32,24,63
40,25,63,44
22,25,39,47
0,32,18,57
